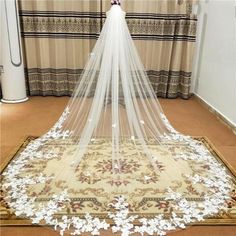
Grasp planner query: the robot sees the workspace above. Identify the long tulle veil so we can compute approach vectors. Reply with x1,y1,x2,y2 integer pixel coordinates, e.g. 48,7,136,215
2,2,232,236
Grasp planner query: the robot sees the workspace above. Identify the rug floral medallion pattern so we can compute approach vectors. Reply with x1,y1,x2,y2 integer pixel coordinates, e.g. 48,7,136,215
1,136,236,226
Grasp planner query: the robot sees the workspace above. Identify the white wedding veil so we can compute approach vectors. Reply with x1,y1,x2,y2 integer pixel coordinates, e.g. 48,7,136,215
1,3,232,236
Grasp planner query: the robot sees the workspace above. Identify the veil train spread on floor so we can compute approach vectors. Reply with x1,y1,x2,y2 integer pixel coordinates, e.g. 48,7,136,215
2,2,232,236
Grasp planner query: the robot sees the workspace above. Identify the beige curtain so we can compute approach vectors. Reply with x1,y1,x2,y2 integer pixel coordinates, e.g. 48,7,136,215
19,0,197,98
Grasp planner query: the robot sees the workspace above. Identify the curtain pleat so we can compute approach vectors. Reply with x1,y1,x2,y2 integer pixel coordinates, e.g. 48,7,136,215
18,0,197,99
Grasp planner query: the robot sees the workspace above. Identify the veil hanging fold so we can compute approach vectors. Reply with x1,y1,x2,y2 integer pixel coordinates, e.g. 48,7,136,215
1,4,232,236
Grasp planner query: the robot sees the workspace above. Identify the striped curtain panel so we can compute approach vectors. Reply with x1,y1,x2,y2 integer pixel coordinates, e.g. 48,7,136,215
19,0,197,99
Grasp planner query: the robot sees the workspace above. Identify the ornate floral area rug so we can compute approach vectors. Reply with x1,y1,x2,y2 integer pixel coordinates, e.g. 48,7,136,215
1,136,236,226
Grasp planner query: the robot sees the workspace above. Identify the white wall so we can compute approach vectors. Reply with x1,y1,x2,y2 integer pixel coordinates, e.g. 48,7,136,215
191,0,236,127
0,1,3,71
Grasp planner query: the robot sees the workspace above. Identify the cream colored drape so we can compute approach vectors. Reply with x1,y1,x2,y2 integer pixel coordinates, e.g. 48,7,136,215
18,0,197,98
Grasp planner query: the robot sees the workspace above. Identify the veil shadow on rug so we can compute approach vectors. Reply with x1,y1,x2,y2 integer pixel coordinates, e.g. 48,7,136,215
1,1,234,236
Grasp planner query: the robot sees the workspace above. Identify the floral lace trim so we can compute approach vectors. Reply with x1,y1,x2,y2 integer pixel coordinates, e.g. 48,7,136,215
2,110,232,235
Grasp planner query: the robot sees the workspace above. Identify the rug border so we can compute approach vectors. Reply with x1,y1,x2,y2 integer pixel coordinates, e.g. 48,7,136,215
198,136,236,178
0,135,34,174
1,135,236,226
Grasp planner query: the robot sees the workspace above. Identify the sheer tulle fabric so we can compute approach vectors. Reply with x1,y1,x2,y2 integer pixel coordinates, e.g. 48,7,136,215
62,6,169,169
